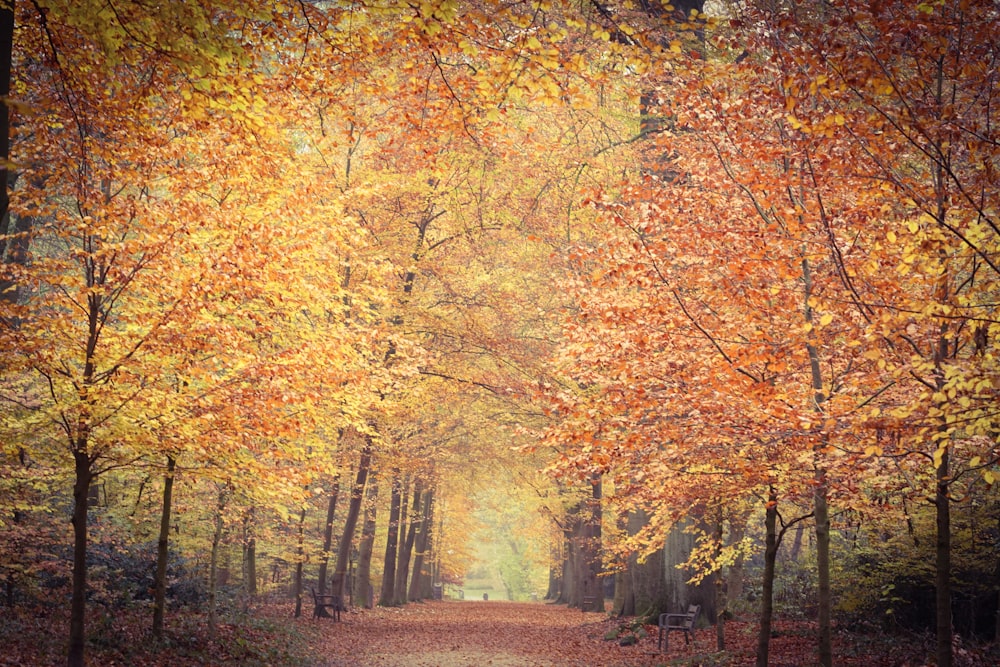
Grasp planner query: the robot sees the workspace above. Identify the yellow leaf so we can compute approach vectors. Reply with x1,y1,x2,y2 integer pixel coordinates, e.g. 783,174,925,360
886,230,897,243
819,313,833,326
969,456,981,468
933,445,947,469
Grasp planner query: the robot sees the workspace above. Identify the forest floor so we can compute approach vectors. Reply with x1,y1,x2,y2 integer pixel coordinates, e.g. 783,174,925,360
308,600,995,667
2,598,997,666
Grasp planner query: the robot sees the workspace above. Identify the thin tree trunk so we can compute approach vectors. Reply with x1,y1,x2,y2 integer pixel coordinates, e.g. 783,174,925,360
395,477,423,605
356,476,379,608
243,506,257,597
755,488,778,667
317,474,341,596
0,0,12,263
727,517,746,609
331,436,372,601
208,488,227,637
152,455,176,639
67,449,93,667
379,471,402,606
293,505,306,618
803,255,832,667
715,512,725,651
936,445,952,667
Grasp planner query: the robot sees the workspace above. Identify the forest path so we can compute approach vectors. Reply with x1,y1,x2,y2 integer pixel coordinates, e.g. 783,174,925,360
309,600,674,667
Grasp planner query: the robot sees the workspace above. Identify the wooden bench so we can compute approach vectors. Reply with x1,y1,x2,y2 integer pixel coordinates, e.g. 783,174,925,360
310,587,343,621
581,595,600,612
658,603,700,651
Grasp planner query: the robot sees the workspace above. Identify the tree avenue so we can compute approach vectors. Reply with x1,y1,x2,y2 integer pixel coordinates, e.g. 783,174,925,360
0,2,998,667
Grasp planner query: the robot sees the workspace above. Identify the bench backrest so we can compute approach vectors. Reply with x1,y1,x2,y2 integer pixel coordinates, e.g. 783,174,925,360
683,604,700,627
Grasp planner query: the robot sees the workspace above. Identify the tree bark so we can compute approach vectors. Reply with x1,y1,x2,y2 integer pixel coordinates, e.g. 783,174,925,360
316,474,341,596
627,509,668,622
379,471,402,606
580,474,602,609
208,488,227,636
755,488,778,667
936,445,952,667
292,506,306,618
152,455,176,639
727,518,746,609
331,436,372,601
408,487,434,602
243,506,257,597
0,0,12,262
803,255,832,667
67,449,93,667
394,476,422,605
715,513,725,651
356,476,379,608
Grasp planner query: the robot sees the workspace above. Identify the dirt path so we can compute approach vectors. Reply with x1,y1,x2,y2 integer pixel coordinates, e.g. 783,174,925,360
309,600,674,667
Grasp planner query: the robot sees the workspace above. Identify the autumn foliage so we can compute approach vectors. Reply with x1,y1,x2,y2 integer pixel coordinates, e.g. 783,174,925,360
1,1,999,667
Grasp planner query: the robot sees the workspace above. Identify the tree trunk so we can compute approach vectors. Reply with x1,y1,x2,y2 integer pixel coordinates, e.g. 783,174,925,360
936,445,952,667
243,507,257,597
0,0,12,266
715,514,725,652
408,487,434,602
356,476,379,608
394,476,422,605
152,455,176,639
208,488,227,636
580,474,602,610
803,255,832,667
545,532,563,601
755,488,779,667
67,449,93,667
815,473,832,667
317,475,341,596
379,471,402,606
292,506,306,618
727,517,746,610
331,436,372,601
628,509,668,622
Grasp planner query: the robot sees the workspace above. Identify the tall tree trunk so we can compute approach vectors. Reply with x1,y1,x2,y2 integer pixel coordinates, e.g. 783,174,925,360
715,514,725,652
152,455,176,639
356,476,379,608
208,488,227,637
292,506,306,618
408,487,434,602
317,474,341,596
545,532,563,601
755,488,779,667
243,506,257,597
611,511,633,616
628,509,668,622
67,449,93,667
803,256,832,667
580,474,602,609
932,240,954,667
727,519,746,610
395,477,423,605
0,0,12,262
331,436,372,601
936,445,952,667
379,471,402,606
